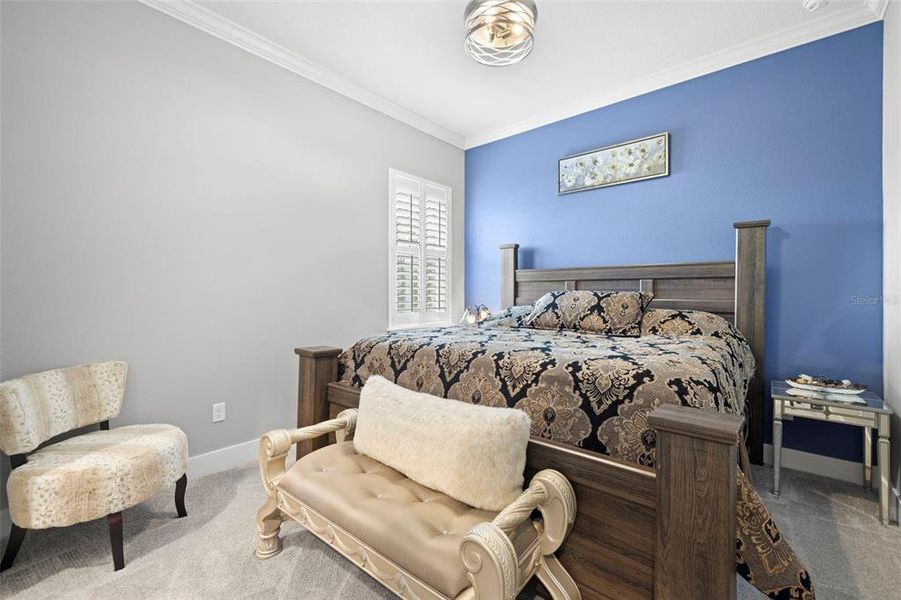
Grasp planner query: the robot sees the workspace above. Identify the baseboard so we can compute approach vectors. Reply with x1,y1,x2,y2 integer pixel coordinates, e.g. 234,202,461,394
186,438,258,479
186,435,298,479
762,443,876,487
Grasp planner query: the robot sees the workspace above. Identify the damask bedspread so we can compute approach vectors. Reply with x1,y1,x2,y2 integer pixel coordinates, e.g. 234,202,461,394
337,309,815,599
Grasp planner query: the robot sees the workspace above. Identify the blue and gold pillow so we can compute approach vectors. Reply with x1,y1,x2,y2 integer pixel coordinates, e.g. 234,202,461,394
641,308,737,339
522,290,653,337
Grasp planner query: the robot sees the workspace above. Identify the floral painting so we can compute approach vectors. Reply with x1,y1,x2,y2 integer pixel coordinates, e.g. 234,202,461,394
558,132,669,194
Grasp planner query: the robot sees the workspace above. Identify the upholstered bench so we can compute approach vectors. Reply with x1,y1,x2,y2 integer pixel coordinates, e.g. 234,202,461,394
255,377,580,600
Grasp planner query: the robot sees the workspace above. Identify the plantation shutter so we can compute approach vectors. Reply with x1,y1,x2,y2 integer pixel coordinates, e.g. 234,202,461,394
393,174,422,319
423,183,449,315
389,170,452,329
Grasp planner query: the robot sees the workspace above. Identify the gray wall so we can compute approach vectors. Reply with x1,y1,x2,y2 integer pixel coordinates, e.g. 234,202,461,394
884,0,901,520
0,0,464,515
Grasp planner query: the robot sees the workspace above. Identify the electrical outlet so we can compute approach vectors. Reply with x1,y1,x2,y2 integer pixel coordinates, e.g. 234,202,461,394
212,402,226,423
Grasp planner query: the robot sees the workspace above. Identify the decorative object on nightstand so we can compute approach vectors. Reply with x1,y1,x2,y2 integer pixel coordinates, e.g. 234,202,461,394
786,373,868,395
461,304,491,324
771,379,894,525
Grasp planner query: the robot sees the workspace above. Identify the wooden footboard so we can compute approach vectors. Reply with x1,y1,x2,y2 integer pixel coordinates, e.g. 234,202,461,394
295,348,742,600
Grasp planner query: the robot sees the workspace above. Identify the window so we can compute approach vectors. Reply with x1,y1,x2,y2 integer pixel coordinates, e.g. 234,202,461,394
389,169,451,329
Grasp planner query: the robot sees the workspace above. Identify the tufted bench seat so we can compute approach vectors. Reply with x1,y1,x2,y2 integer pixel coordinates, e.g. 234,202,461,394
255,408,581,600
279,441,539,598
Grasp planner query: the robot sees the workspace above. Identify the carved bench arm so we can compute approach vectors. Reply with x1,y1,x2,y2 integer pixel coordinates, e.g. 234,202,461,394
461,469,577,600
492,480,548,535
497,469,576,554
258,409,357,495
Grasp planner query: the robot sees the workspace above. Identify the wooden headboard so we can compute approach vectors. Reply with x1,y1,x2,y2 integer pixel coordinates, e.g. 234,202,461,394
499,219,769,464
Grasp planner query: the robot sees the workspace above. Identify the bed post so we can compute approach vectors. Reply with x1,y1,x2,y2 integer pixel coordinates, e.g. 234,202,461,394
499,243,519,309
734,220,769,465
294,346,342,460
649,405,742,600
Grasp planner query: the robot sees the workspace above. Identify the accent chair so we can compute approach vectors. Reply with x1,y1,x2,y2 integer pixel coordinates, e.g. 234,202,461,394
0,361,188,571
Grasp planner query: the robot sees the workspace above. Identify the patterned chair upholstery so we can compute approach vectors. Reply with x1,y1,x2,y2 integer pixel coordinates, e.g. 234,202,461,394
0,362,189,571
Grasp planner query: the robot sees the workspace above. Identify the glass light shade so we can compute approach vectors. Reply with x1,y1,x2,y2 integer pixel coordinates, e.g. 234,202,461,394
464,0,537,66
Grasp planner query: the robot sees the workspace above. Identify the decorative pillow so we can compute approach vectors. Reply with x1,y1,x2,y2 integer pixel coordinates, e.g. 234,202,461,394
641,308,736,338
521,290,653,337
353,376,532,511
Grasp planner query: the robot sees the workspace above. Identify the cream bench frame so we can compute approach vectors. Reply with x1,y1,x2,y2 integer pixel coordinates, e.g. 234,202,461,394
255,408,580,600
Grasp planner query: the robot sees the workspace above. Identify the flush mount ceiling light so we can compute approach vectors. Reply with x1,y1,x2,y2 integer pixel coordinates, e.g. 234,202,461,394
464,0,538,67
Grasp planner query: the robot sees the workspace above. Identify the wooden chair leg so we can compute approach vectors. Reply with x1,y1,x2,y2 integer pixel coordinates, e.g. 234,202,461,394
175,474,188,518
1,524,27,572
108,512,125,571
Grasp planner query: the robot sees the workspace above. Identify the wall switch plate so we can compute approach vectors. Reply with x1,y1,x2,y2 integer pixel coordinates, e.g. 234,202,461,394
212,402,226,423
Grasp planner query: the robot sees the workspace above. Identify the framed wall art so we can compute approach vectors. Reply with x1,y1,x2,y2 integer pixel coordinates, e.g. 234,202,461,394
558,132,669,194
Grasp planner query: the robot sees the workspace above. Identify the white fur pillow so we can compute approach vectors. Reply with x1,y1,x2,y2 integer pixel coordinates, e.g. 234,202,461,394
353,376,532,512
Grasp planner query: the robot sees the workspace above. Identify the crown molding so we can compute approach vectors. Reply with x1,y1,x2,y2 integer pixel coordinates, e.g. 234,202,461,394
138,0,465,149
139,0,885,152
464,2,885,148
867,0,891,19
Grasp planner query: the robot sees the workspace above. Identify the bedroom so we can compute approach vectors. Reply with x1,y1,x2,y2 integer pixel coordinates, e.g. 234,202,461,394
0,1,898,599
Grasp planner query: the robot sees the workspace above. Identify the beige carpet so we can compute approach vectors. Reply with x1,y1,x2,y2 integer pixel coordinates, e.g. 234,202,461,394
0,463,898,599
736,467,901,600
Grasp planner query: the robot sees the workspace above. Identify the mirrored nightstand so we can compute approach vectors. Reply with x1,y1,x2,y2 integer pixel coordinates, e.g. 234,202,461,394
771,380,894,525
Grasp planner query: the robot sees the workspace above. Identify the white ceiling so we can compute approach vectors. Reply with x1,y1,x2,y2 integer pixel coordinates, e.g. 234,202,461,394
152,1,886,148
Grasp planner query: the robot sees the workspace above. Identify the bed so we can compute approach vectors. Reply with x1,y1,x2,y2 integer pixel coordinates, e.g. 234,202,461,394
336,312,754,466
293,221,814,600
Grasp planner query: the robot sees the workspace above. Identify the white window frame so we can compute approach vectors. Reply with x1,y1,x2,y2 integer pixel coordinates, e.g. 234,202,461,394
388,168,452,330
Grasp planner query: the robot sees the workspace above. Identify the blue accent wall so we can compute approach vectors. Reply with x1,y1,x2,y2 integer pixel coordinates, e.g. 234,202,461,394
464,23,883,463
